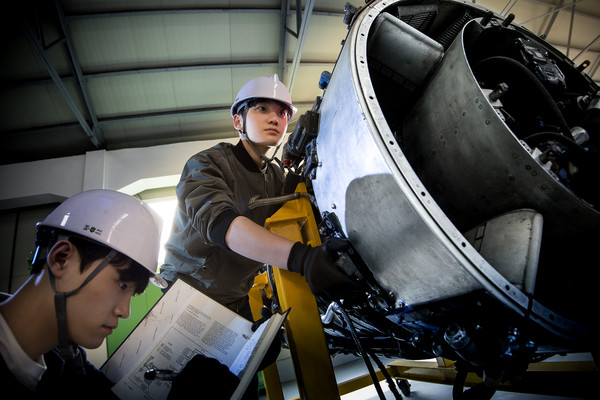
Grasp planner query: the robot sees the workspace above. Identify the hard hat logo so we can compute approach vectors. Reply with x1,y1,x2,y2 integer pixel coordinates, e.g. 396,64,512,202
85,225,101,235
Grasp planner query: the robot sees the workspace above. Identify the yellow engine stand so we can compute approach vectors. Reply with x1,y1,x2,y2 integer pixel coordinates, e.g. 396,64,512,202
249,183,340,400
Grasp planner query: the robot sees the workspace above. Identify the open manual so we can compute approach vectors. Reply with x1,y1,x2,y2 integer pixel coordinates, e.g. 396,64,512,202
101,277,289,400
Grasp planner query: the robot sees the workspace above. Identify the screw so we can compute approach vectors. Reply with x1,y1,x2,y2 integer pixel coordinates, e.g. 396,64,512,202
489,83,509,101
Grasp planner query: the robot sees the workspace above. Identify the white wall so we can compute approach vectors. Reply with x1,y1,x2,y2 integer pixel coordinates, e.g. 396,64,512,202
0,138,237,210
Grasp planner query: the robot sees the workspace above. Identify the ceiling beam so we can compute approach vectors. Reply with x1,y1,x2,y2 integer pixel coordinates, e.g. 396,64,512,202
55,0,105,149
86,62,281,79
541,0,564,38
286,0,315,93
520,0,584,25
4,101,319,136
572,34,600,62
22,21,104,148
278,0,290,80
64,8,343,21
523,0,600,20
566,1,574,57
99,101,318,125
59,1,597,23
65,8,281,20
6,61,336,89
500,0,519,17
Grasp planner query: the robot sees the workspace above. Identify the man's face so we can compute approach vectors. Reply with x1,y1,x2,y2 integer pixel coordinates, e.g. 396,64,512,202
234,99,290,149
62,257,138,349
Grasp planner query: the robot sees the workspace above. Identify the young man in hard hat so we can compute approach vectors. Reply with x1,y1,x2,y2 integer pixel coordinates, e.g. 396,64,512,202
162,74,359,311
160,74,361,397
0,189,238,399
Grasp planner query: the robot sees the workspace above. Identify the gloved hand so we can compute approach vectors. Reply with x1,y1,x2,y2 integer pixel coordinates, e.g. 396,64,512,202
167,354,239,400
287,237,362,300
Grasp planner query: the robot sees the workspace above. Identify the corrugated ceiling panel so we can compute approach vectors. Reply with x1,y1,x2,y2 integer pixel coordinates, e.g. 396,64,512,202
5,125,95,163
544,11,600,50
102,111,236,149
313,0,354,14
578,0,600,17
510,2,555,34
1,0,598,166
0,82,83,129
0,36,46,80
62,0,282,13
70,15,196,69
228,12,281,60
286,14,348,62
70,11,281,70
89,72,178,116
170,69,234,109
0,31,73,81
88,68,232,116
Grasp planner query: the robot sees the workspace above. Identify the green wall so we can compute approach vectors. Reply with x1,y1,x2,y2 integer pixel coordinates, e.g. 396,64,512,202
106,283,164,355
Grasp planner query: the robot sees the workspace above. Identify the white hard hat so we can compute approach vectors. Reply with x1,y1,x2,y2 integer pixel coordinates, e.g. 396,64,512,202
37,189,163,278
230,74,297,118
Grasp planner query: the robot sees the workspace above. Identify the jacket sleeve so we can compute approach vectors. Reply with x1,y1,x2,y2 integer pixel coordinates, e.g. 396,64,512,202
176,149,240,247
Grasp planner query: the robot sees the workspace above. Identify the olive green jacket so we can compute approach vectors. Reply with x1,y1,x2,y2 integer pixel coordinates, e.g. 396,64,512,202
160,141,285,307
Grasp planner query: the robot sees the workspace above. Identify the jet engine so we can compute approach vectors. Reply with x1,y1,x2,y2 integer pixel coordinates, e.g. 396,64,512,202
282,0,599,397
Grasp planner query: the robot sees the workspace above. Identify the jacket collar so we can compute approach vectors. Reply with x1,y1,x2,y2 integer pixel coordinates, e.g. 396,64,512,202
233,140,263,173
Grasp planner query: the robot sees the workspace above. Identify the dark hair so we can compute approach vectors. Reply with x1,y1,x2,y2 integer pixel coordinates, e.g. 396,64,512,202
69,236,151,295
239,98,292,120
33,228,150,295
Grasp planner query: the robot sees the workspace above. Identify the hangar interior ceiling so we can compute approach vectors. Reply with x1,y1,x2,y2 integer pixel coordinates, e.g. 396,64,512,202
1,0,598,166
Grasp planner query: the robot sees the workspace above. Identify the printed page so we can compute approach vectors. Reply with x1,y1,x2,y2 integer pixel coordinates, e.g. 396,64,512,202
102,279,198,382
102,279,255,399
230,316,268,376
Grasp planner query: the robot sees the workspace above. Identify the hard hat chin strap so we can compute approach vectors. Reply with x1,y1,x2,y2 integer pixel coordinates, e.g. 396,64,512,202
239,111,283,168
48,250,118,359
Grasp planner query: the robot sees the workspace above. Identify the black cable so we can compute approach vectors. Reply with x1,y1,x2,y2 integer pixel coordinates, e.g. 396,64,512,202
336,302,387,400
453,368,468,399
367,349,403,399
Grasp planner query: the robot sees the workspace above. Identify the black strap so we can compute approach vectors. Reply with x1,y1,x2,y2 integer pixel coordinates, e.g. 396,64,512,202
48,250,118,359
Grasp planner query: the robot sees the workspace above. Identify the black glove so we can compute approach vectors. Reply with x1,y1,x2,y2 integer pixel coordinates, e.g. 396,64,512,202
287,237,362,300
167,354,239,400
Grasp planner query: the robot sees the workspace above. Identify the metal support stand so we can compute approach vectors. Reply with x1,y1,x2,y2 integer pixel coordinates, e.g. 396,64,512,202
248,183,340,400
375,357,598,398
249,272,285,400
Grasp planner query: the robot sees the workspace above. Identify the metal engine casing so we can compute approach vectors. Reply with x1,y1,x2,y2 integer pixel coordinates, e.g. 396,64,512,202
310,0,599,355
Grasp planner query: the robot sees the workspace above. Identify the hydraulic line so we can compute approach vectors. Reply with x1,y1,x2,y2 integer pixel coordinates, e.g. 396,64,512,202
367,348,404,399
336,302,402,399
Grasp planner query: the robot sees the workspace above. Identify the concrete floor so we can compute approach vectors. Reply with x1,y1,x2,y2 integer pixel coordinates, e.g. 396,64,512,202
260,352,592,400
